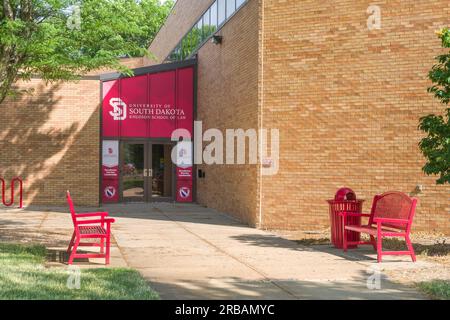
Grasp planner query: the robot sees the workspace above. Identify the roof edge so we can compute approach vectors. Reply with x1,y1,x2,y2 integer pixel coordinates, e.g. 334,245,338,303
99,58,197,82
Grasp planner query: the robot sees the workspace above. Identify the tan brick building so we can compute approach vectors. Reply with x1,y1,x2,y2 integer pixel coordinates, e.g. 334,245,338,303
1,0,449,234
0,58,145,207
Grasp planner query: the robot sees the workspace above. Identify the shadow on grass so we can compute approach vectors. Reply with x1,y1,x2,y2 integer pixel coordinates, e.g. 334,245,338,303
0,242,159,300
46,249,89,265
294,236,450,258
382,238,450,258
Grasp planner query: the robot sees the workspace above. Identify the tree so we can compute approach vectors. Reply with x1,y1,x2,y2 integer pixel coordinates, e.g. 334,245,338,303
0,0,173,104
419,28,450,184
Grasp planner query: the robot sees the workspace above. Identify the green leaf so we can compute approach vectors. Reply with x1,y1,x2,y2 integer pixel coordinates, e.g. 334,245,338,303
421,32,450,184
0,0,174,104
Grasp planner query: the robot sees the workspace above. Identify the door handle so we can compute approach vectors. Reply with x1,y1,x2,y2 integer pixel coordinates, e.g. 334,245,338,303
143,169,153,177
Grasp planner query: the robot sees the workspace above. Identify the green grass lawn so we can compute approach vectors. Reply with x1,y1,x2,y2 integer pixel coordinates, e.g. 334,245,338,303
0,243,159,300
418,280,450,300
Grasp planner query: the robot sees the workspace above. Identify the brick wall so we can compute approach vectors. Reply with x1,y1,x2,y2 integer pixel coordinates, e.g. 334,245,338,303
260,0,450,234
3,0,447,236
0,58,147,207
196,0,261,226
0,79,101,206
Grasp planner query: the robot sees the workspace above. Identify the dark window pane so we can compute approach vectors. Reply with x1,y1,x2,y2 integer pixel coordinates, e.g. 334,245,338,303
189,19,202,53
226,0,236,18
169,48,176,61
184,29,196,58
170,0,248,61
218,0,226,25
181,38,189,59
175,44,181,60
123,143,145,202
191,27,200,52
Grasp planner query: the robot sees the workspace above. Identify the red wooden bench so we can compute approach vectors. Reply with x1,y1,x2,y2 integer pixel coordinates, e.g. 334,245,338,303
341,191,418,263
66,191,115,265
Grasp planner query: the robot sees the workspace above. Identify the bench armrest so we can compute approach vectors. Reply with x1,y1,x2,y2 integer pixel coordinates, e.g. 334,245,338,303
76,212,109,218
77,218,115,225
374,217,409,224
338,212,371,218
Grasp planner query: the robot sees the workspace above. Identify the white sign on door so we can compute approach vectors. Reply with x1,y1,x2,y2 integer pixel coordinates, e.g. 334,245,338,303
102,140,119,168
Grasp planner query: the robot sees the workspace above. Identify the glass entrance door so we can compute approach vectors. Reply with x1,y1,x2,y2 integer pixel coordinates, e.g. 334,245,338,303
122,142,146,202
150,144,173,201
121,142,173,202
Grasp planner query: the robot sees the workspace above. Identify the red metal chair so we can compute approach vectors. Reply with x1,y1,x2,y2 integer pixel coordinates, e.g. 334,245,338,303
66,191,115,265
341,191,418,263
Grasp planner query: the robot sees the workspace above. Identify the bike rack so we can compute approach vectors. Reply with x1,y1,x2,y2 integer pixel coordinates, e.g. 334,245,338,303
0,177,23,208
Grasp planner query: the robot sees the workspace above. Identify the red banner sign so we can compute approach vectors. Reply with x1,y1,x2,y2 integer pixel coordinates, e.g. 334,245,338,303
102,66,194,203
102,68,194,139
176,181,193,203
102,140,119,203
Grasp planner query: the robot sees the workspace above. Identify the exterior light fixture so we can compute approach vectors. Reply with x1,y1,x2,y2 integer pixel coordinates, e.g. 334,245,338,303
212,35,223,45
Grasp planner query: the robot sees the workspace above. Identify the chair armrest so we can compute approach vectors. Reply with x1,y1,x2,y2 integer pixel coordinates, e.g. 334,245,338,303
77,218,115,225
76,212,109,218
338,212,371,218
374,217,409,224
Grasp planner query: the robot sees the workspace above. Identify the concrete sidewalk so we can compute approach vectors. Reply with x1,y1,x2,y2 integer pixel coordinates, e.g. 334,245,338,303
106,203,427,299
0,203,426,299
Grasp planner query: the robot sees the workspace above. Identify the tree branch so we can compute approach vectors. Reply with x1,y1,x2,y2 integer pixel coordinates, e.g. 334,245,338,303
0,63,19,105
3,0,14,19
19,0,33,21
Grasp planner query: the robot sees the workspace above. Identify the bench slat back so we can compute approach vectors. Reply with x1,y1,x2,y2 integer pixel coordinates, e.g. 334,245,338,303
369,192,417,231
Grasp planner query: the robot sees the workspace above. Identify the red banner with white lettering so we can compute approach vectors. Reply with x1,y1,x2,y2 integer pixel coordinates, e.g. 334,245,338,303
102,66,194,203
102,140,119,203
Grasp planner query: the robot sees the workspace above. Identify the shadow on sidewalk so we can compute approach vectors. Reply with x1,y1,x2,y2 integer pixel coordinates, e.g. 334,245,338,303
147,273,423,300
